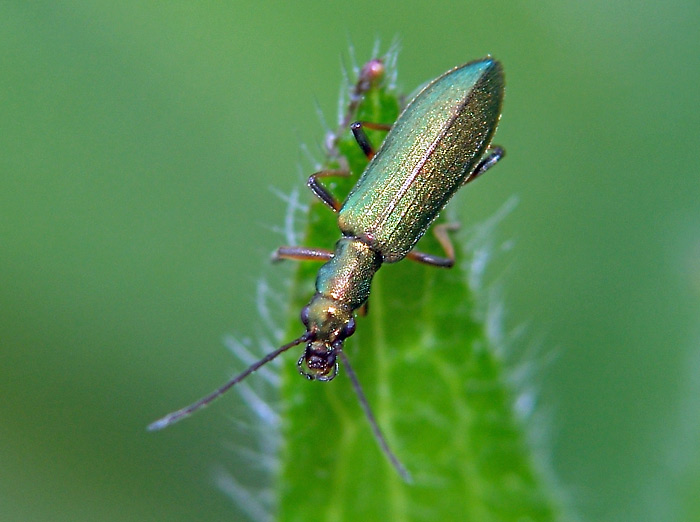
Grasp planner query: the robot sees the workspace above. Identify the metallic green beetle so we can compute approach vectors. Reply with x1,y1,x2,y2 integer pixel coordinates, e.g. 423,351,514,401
150,57,505,479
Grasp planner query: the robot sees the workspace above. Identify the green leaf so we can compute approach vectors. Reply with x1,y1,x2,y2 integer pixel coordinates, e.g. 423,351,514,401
276,53,563,522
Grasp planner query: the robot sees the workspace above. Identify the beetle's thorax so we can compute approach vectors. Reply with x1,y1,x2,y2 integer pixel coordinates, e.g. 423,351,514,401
315,237,382,310
297,237,381,380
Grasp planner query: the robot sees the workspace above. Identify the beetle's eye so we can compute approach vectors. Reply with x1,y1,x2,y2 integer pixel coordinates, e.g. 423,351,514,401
341,317,356,339
300,306,310,327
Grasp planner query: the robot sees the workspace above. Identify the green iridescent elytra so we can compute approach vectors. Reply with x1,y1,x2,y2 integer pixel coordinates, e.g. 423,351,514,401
149,57,505,480
338,59,503,262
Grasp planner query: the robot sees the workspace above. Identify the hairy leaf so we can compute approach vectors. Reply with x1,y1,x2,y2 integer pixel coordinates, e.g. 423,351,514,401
277,54,562,522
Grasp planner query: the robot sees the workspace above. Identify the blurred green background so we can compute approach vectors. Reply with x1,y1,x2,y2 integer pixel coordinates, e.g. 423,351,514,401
1,1,698,521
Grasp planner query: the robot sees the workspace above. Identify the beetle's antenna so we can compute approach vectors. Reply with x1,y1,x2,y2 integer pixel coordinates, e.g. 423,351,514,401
338,351,412,483
148,334,309,431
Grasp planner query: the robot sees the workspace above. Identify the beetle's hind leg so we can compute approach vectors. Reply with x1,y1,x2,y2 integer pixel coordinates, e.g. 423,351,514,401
308,121,392,211
406,223,460,268
408,144,504,269
272,170,347,262
406,146,504,267
463,145,505,185
307,169,351,212
282,121,394,264
350,121,392,160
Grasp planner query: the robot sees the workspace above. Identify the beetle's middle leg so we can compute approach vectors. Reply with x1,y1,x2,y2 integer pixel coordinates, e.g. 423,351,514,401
406,223,460,268
271,245,334,263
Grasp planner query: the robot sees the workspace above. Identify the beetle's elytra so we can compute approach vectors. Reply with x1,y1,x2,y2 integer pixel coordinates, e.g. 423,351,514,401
150,57,505,481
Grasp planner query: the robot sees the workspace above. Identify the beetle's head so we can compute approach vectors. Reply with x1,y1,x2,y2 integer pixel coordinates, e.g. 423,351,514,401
298,298,356,381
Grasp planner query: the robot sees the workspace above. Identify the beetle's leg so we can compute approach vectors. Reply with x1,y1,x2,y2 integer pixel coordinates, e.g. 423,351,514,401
408,147,504,267
308,170,350,212
272,246,334,263
357,300,369,316
406,223,460,268
350,121,392,160
309,121,392,210
463,145,505,185
409,144,502,268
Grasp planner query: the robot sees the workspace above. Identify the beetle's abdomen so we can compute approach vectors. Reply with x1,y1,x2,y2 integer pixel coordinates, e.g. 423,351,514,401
338,59,503,262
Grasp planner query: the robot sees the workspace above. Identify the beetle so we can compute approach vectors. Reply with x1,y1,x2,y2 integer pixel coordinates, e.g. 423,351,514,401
150,57,505,481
